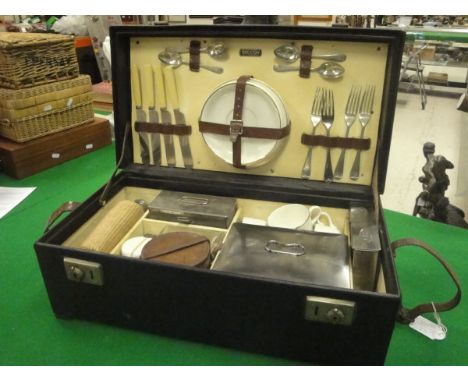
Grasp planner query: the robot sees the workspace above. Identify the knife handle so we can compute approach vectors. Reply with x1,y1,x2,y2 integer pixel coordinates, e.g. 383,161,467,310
131,65,142,108
163,65,179,110
153,65,166,109
142,64,155,108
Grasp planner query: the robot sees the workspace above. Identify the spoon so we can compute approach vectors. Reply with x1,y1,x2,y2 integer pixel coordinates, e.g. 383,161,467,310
158,51,223,74
274,45,347,63
167,41,226,58
273,62,345,79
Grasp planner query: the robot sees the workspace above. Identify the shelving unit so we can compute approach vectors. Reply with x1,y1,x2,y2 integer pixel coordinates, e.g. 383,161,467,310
398,27,468,95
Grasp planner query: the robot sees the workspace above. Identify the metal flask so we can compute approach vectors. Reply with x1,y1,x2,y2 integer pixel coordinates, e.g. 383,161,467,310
349,206,382,291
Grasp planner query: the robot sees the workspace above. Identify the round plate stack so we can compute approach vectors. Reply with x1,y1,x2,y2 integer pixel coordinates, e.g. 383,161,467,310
200,78,290,168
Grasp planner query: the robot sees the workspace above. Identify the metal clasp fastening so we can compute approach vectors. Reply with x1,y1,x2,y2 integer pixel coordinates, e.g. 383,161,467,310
264,240,305,256
229,119,243,142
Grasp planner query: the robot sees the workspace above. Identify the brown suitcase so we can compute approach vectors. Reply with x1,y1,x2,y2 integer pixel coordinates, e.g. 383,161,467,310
0,117,112,179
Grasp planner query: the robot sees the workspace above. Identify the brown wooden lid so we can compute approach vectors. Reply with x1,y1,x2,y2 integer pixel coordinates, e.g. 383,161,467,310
141,232,210,268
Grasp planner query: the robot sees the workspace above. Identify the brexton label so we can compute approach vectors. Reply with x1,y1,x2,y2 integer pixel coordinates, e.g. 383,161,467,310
239,49,262,57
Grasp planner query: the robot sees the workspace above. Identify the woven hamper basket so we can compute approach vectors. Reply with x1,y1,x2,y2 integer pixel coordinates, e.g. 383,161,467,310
0,75,92,110
0,100,94,142
0,32,79,89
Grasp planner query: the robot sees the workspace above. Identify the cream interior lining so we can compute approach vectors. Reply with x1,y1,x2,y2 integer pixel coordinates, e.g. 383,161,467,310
63,186,386,293
130,37,389,186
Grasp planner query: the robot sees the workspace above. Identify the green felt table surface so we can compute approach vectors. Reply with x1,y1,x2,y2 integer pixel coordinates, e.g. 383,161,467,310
0,144,466,365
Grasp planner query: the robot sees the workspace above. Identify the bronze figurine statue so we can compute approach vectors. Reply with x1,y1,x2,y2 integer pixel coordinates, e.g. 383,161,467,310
413,142,468,228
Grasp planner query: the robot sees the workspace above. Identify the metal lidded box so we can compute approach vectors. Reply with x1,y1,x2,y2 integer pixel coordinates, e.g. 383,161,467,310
148,190,237,228
35,25,406,365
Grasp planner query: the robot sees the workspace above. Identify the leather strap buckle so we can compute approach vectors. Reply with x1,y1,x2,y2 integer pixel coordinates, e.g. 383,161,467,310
229,119,243,142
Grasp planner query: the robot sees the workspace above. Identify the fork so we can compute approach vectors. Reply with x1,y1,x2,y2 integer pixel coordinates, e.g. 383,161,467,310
301,88,323,179
334,86,361,180
321,89,334,183
350,85,376,180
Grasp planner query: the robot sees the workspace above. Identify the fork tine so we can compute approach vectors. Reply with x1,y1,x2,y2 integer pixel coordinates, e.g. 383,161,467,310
369,85,375,113
323,89,330,117
331,90,334,116
317,87,323,114
322,89,325,116
312,88,318,113
345,86,354,113
353,86,362,114
320,88,324,114
312,87,321,114
359,86,368,114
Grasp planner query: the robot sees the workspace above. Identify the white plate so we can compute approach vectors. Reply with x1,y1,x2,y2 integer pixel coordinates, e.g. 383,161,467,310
200,79,289,168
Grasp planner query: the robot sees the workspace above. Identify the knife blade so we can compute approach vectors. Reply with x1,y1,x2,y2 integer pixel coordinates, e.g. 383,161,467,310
142,64,161,165
155,65,176,167
163,65,193,169
131,64,150,165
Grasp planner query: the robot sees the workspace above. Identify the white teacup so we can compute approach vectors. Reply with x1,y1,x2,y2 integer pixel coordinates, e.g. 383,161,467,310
267,204,317,230
314,212,340,234
267,204,341,233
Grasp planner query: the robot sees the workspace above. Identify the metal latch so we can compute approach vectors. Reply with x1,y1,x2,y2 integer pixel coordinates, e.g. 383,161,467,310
304,296,356,326
64,258,104,286
229,119,243,142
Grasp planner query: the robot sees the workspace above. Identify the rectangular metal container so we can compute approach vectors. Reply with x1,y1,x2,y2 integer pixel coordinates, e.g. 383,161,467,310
148,190,237,228
213,223,351,288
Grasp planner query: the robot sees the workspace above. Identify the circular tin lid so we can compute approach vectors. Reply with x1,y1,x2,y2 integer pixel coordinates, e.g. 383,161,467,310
141,232,211,268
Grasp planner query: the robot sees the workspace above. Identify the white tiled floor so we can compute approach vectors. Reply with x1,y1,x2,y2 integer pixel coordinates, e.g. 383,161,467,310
381,91,468,216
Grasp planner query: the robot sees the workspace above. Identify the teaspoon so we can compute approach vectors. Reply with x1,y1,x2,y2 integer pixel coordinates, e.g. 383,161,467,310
273,62,345,79
166,41,226,58
158,51,223,74
274,45,347,63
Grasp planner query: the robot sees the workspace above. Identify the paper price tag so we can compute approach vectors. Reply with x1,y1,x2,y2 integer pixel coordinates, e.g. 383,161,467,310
85,143,93,150
409,316,447,340
51,153,60,159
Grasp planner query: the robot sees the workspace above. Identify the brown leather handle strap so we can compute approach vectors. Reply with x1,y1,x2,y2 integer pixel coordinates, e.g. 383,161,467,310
299,45,313,78
301,134,371,150
135,121,192,136
44,201,81,233
189,40,201,72
391,238,462,324
199,121,291,139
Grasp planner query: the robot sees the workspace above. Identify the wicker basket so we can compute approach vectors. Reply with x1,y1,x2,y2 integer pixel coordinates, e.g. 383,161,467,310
0,32,79,89
0,75,92,109
0,100,94,142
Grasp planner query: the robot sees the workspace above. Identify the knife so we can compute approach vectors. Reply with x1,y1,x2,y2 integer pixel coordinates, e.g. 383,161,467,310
142,64,161,165
155,65,176,167
163,65,193,169
131,64,150,165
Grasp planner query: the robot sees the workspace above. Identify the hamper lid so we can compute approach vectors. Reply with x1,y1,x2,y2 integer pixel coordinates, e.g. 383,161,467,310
0,32,74,49
111,25,405,194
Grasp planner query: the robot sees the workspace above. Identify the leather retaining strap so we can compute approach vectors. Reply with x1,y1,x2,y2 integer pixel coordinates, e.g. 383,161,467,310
301,134,371,150
189,40,201,72
199,75,290,168
135,121,192,136
231,75,252,168
199,121,291,140
299,45,313,78
391,238,462,324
